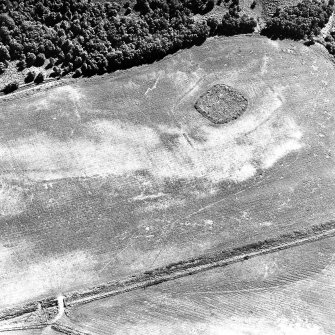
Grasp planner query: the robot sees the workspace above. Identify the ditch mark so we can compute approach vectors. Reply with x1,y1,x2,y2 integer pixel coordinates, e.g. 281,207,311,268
52,322,95,335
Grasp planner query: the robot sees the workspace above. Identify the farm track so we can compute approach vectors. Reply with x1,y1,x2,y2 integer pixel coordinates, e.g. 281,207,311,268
2,220,335,332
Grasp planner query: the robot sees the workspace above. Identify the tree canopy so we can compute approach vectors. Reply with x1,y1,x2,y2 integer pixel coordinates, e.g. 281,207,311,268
262,0,333,40
0,0,256,79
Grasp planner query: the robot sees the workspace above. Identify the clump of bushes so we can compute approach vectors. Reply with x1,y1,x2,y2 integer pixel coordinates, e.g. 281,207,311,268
26,52,36,67
3,81,19,94
0,62,6,74
34,72,45,84
50,66,61,78
25,70,36,83
218,13,257,36
323,31,335,56
262,0,333,40
35,53,46,67
0,0,256,80
17,58,26,71
73,68,82,78
0,43,10,63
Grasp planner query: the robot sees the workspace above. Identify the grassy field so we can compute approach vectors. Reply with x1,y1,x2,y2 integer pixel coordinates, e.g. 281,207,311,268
1,33,335,322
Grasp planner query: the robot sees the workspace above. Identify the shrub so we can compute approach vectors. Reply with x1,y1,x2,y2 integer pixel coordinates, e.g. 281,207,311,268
73,56,83,69
3,81,19,94
35,53,46,66
206,0,215,12
50,66,61,77
17,59,26,71
0,43,10,62
0,0,257,80
262,0,332,40
25,70,36,83
251,0,256,9
207,17,219,34
134,0,151,13
34,72,45,84
49,57,55,67
67,62,74,72
73,68,82,78
26,52,36,66
0,62,6,74
218,12,257,35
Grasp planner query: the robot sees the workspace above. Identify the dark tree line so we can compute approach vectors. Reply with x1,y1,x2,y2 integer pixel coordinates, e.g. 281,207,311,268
0,0,256,85
324,30,335,56
261,0,333,40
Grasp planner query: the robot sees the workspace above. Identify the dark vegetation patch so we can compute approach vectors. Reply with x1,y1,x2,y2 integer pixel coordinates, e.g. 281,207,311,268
0,0,332,96
194,84,248,124
260,0,301,17
0,0,332,95
261,0,333,40
324,30,335,54
159,132,180,151
0,0,256,92
2,80,19,94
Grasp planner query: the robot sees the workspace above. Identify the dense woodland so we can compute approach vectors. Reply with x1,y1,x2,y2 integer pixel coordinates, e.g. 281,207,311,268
0,0,334,93
0,0,256,88
261,0,333,40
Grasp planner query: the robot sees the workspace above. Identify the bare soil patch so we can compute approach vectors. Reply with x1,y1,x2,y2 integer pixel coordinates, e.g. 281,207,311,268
194,84,248,124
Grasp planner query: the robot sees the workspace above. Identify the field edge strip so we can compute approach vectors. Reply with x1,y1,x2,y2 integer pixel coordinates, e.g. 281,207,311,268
66,221,335,306
1,220,335,323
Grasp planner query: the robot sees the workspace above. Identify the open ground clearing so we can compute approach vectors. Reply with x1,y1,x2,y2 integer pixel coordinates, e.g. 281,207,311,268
1,34,335,333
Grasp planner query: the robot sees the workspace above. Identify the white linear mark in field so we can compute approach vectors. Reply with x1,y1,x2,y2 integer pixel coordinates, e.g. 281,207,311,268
144,73,161,95
261,55,269,75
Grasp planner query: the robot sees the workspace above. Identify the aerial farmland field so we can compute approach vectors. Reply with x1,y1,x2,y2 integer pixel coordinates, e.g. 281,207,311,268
66,237,335,334
2,29,335,334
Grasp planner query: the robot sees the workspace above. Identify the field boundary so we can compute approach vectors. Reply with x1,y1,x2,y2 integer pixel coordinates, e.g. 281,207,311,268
1,220,335,331
65,221,335,306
